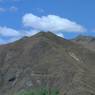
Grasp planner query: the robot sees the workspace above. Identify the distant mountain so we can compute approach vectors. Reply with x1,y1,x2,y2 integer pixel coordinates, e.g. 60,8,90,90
72,35,95,51
0,32,95,95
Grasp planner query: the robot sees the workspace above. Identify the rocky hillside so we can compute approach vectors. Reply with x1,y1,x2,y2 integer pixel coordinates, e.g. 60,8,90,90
72,35,95,51
0,32,95,95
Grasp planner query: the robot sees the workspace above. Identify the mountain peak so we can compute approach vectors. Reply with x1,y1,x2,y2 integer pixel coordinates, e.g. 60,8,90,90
0,31,95,95
72,35,95,51
74,35,95,42
34,31,57,38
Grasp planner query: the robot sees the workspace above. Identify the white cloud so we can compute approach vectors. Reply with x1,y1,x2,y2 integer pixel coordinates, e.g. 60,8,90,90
0,13,87,44
0,26,24,44
0,26,21,37
23,13,86,33
23,29,40,37
0,26,40,44
56,32,64,38
0,26,40,40
0,26,63,44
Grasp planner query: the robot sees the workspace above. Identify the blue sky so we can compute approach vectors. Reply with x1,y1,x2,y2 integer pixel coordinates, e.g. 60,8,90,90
0,0,95,44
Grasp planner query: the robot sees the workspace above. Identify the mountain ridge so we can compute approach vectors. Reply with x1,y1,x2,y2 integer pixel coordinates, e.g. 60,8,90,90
72,35,95,51
0,32,95,95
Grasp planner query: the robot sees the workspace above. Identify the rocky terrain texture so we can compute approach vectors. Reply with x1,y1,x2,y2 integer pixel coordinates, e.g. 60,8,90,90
72,35,95,51
0,32,95,95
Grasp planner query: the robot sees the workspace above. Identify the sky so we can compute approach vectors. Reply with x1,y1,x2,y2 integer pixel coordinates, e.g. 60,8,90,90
0,0,95,44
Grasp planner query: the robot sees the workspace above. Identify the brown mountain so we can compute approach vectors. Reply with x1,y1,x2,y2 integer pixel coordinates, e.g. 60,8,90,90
72,35,95,51
0,32,95,95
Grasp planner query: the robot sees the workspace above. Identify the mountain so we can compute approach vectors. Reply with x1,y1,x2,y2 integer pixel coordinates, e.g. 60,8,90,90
0,32,95,95
72,35,95,51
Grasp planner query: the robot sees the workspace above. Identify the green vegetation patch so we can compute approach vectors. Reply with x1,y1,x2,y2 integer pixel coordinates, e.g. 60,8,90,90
15,88,59,95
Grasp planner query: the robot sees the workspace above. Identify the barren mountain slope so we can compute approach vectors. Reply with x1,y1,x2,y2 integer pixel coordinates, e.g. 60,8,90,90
0,32,95,95
72,35,95,51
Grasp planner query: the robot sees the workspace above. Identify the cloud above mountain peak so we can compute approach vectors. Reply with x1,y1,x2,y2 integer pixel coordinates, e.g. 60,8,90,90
0,13,87,44
23,13,86,33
